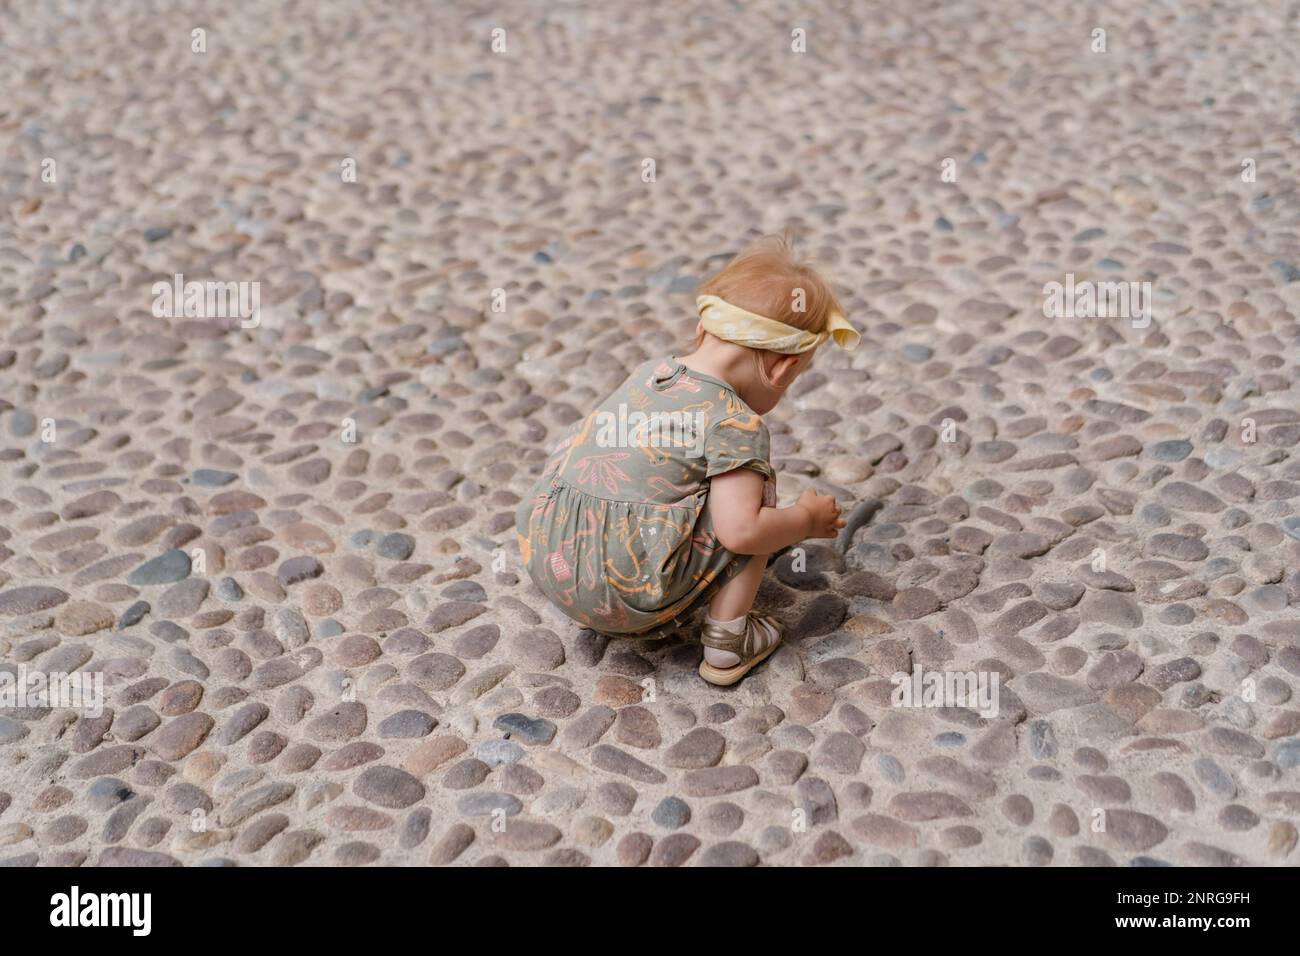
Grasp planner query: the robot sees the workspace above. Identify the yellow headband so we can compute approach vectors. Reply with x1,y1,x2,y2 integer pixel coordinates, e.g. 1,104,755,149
696,294,861,354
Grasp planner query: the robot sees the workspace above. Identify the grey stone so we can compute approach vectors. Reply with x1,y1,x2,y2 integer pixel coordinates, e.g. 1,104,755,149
353,766,425,809
126,550,191,586
493,712,557,745
475,739,525,767
652,796,691,828
377,533,416,560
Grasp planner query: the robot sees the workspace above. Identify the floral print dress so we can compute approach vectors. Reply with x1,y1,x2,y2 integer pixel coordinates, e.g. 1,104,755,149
516,358,775,638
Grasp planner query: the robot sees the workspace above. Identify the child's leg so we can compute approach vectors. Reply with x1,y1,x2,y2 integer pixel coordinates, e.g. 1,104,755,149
703,553,780,668
708,553,769,620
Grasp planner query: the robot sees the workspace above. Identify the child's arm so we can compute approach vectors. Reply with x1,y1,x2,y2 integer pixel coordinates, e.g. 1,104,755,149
708,468,844,555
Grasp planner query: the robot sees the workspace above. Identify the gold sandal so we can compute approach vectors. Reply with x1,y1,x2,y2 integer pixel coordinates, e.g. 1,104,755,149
698,611,784,686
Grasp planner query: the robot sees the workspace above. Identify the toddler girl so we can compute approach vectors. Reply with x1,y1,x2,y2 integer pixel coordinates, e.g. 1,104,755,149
515,236,858,685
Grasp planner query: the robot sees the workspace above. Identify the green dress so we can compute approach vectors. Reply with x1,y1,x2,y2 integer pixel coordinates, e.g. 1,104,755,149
516,357,776,638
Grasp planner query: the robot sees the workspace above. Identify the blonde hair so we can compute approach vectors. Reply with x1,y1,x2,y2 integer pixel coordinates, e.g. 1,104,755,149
697,233,844,337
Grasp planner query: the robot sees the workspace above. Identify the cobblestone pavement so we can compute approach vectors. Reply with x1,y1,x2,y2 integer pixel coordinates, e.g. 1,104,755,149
2,0,1300,866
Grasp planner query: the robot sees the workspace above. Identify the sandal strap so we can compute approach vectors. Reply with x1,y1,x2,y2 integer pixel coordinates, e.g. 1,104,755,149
748,612,783,655
700,619,745,655
701,613,783,659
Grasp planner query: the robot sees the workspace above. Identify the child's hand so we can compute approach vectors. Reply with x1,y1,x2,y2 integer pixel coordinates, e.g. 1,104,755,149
796,489,845,539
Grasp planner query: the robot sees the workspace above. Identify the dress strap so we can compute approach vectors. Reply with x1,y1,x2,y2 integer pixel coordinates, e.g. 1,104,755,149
648,360,685,391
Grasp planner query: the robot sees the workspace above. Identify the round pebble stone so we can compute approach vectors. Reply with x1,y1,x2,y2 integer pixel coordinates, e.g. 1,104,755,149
353,766,425,809
378,710,437,739
573,816,615,848
701,801,745,835
651,796,691,829
332,841,379,866
617,832,653,867
592,782,637,816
